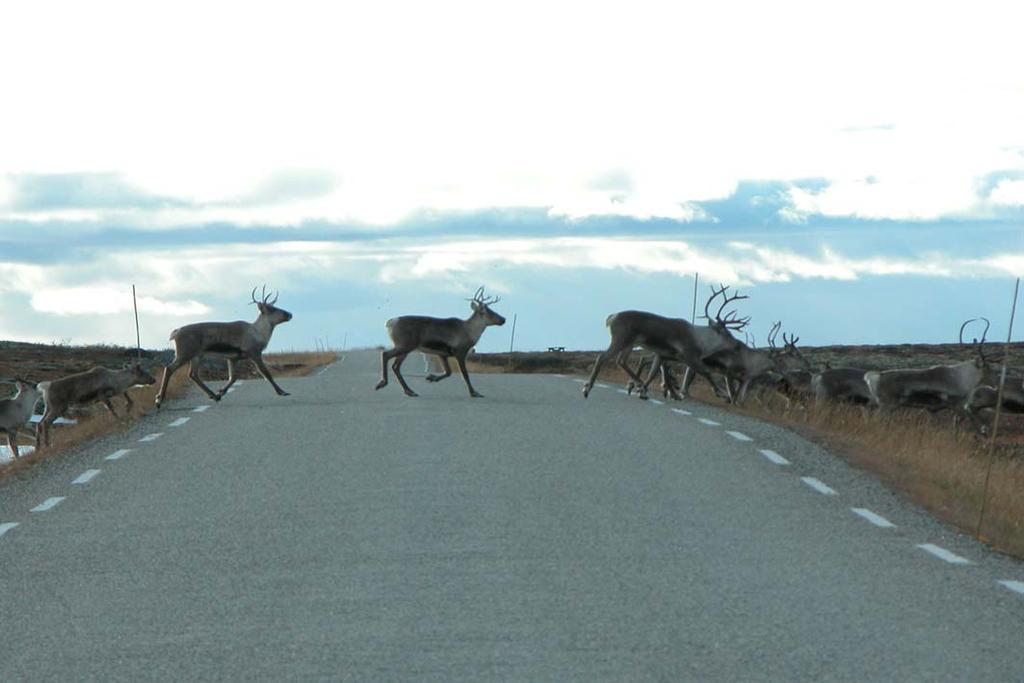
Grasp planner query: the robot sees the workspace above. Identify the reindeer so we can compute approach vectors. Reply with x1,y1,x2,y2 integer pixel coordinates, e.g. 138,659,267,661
700,322,808,406
811,366,873,406
155,286,293,408
863,318,997,430
582,284,748,400
36,363,156,449
0,378,42,459
375,286,506,398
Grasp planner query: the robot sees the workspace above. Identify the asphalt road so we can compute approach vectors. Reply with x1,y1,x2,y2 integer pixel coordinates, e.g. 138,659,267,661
1,350,1023,681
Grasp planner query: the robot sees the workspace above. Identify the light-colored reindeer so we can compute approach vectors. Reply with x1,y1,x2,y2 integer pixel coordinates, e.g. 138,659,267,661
0,378,42,459
864,318,997,429
375,286,506,398
36,363,156,449
155,286,293,408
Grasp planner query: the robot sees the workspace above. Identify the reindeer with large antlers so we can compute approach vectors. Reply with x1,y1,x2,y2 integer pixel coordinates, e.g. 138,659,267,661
583,284,748,401
375,286,506,398
154,286,293,408
864,318,999,430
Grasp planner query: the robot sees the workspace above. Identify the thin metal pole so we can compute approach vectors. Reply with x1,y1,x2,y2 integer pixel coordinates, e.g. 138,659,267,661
691,272,699,322
132,285,142,361
508,313,518,357
975,277,1020,540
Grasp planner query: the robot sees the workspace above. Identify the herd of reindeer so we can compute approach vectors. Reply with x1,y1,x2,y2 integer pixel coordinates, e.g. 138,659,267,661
0,283,1020,461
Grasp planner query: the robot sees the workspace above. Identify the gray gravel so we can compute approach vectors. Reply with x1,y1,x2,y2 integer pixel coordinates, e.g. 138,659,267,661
0,351,1022,681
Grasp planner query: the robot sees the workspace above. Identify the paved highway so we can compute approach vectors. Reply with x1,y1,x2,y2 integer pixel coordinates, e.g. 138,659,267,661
1,350,1023,680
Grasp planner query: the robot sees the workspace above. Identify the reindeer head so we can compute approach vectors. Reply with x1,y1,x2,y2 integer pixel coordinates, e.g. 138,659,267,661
702,284,750,342
251,285,293,327
468,286,506,326
768,321,813,372
124,363,157,387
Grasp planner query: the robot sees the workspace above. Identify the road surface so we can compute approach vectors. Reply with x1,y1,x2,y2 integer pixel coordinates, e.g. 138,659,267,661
1,350,1022,680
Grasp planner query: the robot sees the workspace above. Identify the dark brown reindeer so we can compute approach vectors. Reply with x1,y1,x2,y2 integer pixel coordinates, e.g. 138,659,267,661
583,284,749,400
155,286,293,408
36,364,156,449
375,286,506,398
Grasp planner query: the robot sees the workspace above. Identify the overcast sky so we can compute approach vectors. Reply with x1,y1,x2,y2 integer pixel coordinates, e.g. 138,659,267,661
2,1,1023,352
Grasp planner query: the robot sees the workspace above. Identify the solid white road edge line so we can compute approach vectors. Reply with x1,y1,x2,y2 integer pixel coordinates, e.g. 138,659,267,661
617,389,629,395
917,543,971,565
759,449,790,465
138,433,163,443
801,477,838,495
851,507,896,528
0,522,19,537
31,497,65,513
726,430,753,442
193,405,211,413
72,469,101,485
697,418,720,427
168,417,190,428
998,580,1024,595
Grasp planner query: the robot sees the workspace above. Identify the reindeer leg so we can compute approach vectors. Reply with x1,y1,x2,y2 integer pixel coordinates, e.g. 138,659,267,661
35,408,57,450
455,353,483,398
375,348,396,390
122,391,134,416
252,354,290,396
102,397,119,419
582,347,617,399
188,360,222,401
425,355,453,383
155,357,185,409
391,353,418,397
616,349,651,399
217,359,241,398
5,430,18,460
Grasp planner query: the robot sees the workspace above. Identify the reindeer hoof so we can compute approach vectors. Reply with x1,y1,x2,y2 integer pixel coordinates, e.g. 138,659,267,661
471,392,484,398
403,390,419,397
374,381,387,391
278,390,291,397
581,387,591,399
211,394,221,402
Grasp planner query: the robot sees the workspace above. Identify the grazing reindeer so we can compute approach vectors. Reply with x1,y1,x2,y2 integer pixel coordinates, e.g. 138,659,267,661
583,284,748,400
864,318,998,430
375,286,506,398
811,366,873,406
0,378,42,459
701,322,801,406
155,286,293,408
36,364,156,449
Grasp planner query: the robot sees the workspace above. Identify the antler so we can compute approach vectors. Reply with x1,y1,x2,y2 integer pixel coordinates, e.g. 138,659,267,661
959,317,992,363
251,285,279,306
767,321,782,350
783,332,800,348
702,284,750,330
469,286,500,306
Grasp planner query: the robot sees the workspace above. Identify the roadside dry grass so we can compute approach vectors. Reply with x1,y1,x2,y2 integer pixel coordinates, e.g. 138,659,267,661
469,349,1024,559
0,347,336,481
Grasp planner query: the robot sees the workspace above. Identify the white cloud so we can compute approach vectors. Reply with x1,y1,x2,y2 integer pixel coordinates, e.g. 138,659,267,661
0,1,1021,224
29,287,210,317
990,179,1024,206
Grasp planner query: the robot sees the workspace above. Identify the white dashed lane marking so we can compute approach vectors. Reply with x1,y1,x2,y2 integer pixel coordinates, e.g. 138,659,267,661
801,477,838,496
726,430,752,442
192,405,211,413
999,580,1024,595
596,383,611,389
649,399,664,405
672,408,692,416
31,497,65,513
138,433,163,443
759,449,790,465
168,417,190,428
851,507,896,528
0,523,19,537
697,418,721,427
617,389,629,395
105,449,131,461
917,544,971,565
72,469,101,485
